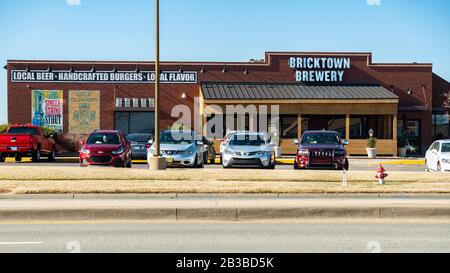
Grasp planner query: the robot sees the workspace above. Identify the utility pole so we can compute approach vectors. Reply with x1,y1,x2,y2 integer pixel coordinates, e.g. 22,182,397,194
149,0,166,170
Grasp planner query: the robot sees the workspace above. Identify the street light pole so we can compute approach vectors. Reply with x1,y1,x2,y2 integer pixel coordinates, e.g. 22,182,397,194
154,0,160,158
149,0,166,170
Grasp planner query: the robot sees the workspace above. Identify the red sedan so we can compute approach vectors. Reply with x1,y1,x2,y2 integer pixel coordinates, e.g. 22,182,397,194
79,130,132,168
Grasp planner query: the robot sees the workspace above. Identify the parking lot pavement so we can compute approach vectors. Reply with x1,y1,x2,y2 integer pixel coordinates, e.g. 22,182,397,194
0,158,426,172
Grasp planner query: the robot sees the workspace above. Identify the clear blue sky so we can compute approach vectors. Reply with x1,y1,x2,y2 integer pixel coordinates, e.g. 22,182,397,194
0,0,449,124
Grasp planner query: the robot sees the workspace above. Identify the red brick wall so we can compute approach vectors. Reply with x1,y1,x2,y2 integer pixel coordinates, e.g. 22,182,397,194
7,52,442,151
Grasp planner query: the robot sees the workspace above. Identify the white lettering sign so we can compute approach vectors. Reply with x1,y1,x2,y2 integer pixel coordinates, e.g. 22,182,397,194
11,70,197,84
289,57,351,82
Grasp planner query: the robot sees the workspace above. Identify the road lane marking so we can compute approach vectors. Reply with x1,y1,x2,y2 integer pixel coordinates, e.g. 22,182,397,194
0,241,43,245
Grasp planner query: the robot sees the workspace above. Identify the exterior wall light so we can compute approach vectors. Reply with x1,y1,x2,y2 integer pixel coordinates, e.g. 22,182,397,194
200,66,205,73
91,66,96,73
179,66,183,73
407,88,413,95
244,67,249,75
181,92,187,99
222,66,227,73
369,129,374,138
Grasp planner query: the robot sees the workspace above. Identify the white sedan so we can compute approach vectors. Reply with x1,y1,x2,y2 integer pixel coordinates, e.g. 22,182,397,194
425,140,450,172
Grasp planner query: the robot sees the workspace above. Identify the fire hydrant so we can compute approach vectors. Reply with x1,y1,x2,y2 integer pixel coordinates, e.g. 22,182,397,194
375,164,388,185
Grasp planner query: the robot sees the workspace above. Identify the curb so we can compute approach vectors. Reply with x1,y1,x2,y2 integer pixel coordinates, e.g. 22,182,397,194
1,206,449,221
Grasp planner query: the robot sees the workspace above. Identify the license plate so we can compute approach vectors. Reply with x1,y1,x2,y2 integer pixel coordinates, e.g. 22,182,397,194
10,147,18,151
166,157,174,164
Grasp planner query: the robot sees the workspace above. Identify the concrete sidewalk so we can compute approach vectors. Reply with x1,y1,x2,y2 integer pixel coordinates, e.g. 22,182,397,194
0,194,449,221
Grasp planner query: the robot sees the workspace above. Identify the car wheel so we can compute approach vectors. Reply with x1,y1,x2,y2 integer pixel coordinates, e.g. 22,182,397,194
0,155,5,163
32,148,40,162
126,157,132,168
294,160,299,170
425,160,430,172
198,154,204,168
48,147,56,162
437,162,442,172
15,155,22,162
203,152,208,165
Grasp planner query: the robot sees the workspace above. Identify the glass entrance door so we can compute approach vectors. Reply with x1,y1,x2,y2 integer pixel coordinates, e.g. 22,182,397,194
399,119,421,155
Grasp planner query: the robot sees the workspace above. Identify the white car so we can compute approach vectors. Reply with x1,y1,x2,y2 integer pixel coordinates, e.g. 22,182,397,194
425,140,450,172
222,132,276,169
147,130,206,168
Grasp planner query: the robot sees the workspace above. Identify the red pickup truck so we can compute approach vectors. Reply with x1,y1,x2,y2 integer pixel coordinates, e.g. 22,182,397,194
0,124,56,162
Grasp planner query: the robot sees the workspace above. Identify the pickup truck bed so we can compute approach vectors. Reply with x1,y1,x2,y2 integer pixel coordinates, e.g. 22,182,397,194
0,125,56,163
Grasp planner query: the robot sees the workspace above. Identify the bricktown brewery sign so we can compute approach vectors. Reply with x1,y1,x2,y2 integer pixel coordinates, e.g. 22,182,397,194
289,57,351,82
11,70,197,84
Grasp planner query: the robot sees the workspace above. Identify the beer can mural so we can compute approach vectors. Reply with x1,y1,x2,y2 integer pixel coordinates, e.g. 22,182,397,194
69,90,100,134
31,90,63,132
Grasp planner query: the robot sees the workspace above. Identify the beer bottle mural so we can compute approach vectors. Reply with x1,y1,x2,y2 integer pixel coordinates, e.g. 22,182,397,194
31,90,63,132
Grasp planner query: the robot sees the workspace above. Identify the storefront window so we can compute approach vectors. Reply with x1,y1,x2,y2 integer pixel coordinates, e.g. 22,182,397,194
115,112,155,135
280,115,298,139
432,113,449,140
350,115,393,139
302,115,346,138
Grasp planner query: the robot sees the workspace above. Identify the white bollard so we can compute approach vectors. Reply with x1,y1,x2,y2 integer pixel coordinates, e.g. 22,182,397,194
342,169,348,186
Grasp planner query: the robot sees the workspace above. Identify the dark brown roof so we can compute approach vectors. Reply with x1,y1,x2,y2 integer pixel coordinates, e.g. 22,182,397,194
201,82,399,100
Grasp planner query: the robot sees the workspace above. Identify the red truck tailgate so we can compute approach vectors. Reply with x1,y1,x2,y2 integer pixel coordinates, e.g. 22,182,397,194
0,134,34,147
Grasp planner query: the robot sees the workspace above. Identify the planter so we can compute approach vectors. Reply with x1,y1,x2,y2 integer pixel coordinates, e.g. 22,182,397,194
398,147,407,157
366,148,377,159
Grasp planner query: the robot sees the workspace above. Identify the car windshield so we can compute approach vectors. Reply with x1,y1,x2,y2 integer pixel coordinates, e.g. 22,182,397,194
87,133,121,145
127,134,152,143
229,134,266,146
160,132,194,145
302,133,340,145
441,143,450,153
225,132,235,140
7,127,38,135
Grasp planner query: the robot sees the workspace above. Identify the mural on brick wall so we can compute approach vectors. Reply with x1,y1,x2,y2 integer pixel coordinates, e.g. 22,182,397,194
69,90,100,134
31,90,63,132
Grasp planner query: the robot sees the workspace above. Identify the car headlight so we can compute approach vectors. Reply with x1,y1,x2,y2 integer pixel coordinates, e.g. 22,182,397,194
334,149,345,156
112,147,124,155
80,147,90,154
256,151,269,156
180,150,194,155
298,149,309,156
442,158,450,164
224,149,233,155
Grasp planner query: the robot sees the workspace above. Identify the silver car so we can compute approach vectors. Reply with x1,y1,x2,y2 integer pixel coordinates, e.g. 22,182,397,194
222,132,276,169
147,130,206,168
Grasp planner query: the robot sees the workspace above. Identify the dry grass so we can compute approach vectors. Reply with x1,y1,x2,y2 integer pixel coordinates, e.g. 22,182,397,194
1,180,449,194
1,166,450,183
0,166,449,194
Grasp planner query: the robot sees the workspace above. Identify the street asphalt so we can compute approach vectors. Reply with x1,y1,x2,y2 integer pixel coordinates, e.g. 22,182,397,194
0,221,448,253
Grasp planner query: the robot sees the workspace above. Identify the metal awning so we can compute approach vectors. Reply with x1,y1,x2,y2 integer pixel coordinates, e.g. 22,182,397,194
201,82,399,101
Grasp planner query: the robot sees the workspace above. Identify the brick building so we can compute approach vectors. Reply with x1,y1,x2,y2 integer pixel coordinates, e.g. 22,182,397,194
5,52,450,155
